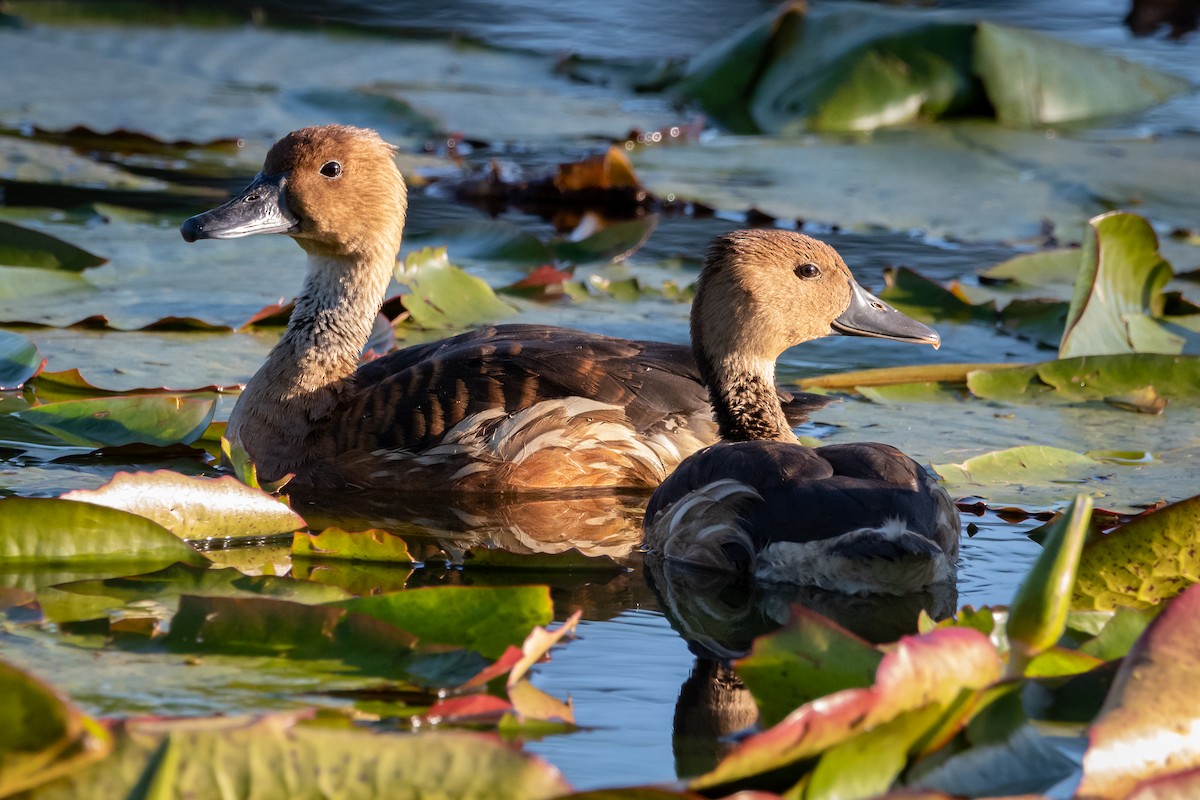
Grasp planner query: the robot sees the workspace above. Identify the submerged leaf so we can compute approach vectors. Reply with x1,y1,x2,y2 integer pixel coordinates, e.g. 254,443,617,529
1074,494,1200,611
15,394,217,448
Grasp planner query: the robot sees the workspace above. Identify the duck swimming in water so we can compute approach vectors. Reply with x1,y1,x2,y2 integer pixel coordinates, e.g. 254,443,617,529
181,125,940,508
641,230,959,594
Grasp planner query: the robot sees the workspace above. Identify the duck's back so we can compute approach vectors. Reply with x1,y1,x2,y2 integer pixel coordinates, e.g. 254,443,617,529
643,440,960,594
307,324,826,491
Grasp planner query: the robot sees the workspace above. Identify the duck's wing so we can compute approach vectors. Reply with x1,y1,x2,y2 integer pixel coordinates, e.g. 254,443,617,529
329,323,714,454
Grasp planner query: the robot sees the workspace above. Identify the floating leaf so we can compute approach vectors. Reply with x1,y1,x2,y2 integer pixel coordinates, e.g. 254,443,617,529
1007,495,1092,673
62,471,305,540
974,22,1190,127
14,393,217,448
549,216,658,265
966,354,1200,405
0,329,44,389
0,219,107,271
0,659,110,797
337,585,554,660
1078,584,1200,799
28,368,239,401
0,497,206,567
1060,212,1178,358
735,606,882,727
395,246,517,329
292,528,414,563
879,266,994,324
932,446,1105,495
797,362,1012,391
1074,494,1200,611
979,248,1081,288
691,627,1000,792
25,714,570,800
417,219,553,266
58,562,348,606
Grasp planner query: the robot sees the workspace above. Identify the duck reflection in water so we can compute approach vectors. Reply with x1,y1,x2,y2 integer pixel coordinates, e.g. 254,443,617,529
644,553,958,779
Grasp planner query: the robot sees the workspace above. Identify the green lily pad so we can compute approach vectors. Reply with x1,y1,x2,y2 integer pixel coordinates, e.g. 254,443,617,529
61,471,305,540
974,22,1190,127
734,606,882,728
337,585,554,660
549,217,658,265
0,659,111,798
395,246,517,329
0,219,107,271
932,445,1105,497
0,497,206,567
0,329,44,390
14,393,218,448
1006,495,1092,672
1074,494,1200,611
24,713,570,800
878,266,995,324
1060,212,1179,358
415,220,553,267
979,248,1081,288
292,528,414,563
1077,606,1159,661
967,354,1200,405
1077,584,1200,799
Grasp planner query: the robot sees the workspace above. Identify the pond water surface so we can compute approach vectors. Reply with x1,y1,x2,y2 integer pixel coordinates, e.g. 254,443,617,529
1,0,1198,793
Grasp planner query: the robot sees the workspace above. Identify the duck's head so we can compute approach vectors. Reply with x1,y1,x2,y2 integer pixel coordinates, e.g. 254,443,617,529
181,125,407,259
692,229,940,365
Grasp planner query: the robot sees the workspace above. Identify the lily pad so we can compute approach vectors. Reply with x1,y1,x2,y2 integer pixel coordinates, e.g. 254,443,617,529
1078,584,1200,799
734,606,882,728
1074,494,1200,611
292,527,414,563
24,713,570,800
0,497,207,567
932,445,1106,499
14,394,218,448
0,659,110,798
0,329,44,389
395,246,517,329
337,585,554,660
967,354,1200,405
0,219,107,271
57,562,349,606
974,21,1190,127
979,248,1081,288
61,471,306,540
1059,212,1179,358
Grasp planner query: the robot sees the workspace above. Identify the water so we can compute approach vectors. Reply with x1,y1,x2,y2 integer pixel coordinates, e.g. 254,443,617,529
2,0,1197,793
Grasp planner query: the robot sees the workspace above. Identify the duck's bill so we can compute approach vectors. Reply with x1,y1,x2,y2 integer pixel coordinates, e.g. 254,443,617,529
180,172,299,242
832,280,941,349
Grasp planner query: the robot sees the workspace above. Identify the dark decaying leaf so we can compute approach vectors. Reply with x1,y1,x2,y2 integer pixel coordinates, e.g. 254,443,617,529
1078,584,1200,799
62,470,306,540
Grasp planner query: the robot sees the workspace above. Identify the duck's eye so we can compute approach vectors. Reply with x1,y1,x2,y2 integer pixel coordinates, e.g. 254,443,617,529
319,161,342,179
795,263,821,280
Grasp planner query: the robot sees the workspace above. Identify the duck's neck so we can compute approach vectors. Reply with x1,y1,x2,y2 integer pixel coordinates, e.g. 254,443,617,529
695,349,797,443
227,244,395,478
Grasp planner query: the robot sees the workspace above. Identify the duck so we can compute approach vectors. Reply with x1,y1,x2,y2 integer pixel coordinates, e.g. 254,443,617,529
642,231,960,595
179,125,933,499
